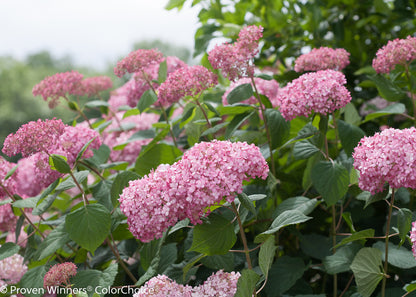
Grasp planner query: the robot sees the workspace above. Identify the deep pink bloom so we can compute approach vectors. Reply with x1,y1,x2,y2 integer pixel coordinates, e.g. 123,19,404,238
410,221,416,260
0,251,27,286
114,49,164,77
2,118,66,157
43,262,77,288
294,47,350,72
353,127,416,194
15,155,45,197
0,157,18,232
157,66,218,106
372,36,416,74
222,77,279,106
78,76,113,97
119,140,268,242
134,270,240,297
276,70,351,120
208,25,263,81
32,71,84,108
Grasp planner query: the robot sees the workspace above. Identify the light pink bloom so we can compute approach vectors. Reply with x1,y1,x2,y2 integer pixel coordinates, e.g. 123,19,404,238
294,47,350,72
6,230,28,248
208,25,263,81
353,127,416,194
0,252,27,286
222,77,279,106
78,76,113,97
15,155,45,197
43,262,77,288
114,49,164,77
276,70,351,120
157,66,217,106
32,71,84,108
411,221,416,260
0,157,18,232
372,36,416,74
119,140,268,242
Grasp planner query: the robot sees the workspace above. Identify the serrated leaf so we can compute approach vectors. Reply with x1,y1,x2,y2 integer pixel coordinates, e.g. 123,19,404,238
19,265,48,297
311,161,349,206
137,89,158,113
189,213,236,255
224,111,255,139
335,229,374,249
111,171,140,207
368,74,406,102
49,154,71,173
35,223,70,260
337,120,365,156
264,108,290,149
227,83,253,104
350,247,384,297
0,242,20,261
259,236,277,279
234,269,260,297
273,196,319,219
76,137,97,162
293,140,320,159
135,143,182,176
373,241,416,269
237,193,256,215
323,243,361,274
65,204,111,253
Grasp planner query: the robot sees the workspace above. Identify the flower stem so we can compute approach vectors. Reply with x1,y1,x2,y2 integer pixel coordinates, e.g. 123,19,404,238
159,102,178,148
194,98,212,128
381,188,394,297
404,64,416,126
332,204,338,297
106,236,138,283
231,202,253,270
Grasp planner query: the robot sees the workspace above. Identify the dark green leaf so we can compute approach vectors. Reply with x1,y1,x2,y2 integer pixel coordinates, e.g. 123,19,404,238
335,229,375,249
76,137,97,162
259,236,277,278
227,83,253,104
273,196,319,219
293,140,320,159
32,193,58,216
264,108,290,149
137,89,158,113
0,242,20,261
368,74,406,102
200,253,234,271
19,265,48,297
337,120,365,156
363,103,406,123
237,193,256,215
49,154,71,173
135,143,182,176
234,269,260,297
398,208,413,246
323,243,361,274
56,170,89,191
65,204,111,253
311,161,349,206
35,223,70,260
224,111,255,139
111,171,140,207
189,213,237,255
373,241,416,269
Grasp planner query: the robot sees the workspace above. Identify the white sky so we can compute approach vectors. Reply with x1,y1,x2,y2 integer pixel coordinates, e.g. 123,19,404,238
0,1,199,69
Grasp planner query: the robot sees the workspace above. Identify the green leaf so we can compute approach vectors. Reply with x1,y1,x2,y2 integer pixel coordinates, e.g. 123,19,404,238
32,193,58,216
234,269,260,297
56,170,89,191
217,105,255,116
84,100,109,108
343,102,362,126
273,196,319,219
237,193,256,215
19,265,48,297
201,122,228,136
337,120,365,156
373,241,416,269
398,208,413,246
4,164,18,181
311,161,349,206
158,59,168,83
189,213,237,255
12,196,38,208
293,140,320,159
135,143,182,176
165,0,186,10
363,103,406,123
323,243,361,274
182,254,206,282
264,108,290,149
368,74,406,102
137,89,157,113
259,236,277,279
335,229,375,249
404,281,416,293
300,234,332,260
224,111,255,139
0,242,20,261
169,218,190,235
127,129,156,143
256,210,312,243
342,212,356,233
35,223,71,260
227,83,253,104
350,247,384,297
111,171,140,207
264,256,306,297
49,154,71,173
65,204,111,253
200,253,234,271
76,137,97,162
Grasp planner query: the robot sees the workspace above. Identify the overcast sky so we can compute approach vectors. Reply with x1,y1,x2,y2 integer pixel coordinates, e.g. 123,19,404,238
0,1,199,69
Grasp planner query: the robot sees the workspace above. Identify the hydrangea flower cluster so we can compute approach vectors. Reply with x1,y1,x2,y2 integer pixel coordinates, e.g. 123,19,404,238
102,112,159,164
372,36,416,74
43,262,77,288
119,140,269,242
353,127,416,194
276,70,351,120
78,76,113,97
208,25,263,81
0,157,18,232
32,71,84,108
134,270,240,297
294,47,350,72
222,77,279,106
114,48,164,77
410,221,416,260
15,155,45,197
157,66,218,106
0,252,27,286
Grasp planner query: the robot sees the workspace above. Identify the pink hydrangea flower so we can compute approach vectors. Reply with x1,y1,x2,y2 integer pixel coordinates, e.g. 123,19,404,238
43,262,77,288
32,71,84,108
78,76,113,97
222,77,279,106
6,230,28,248
353,127,416,194
119,140,268,242
208,25,263,81
157,66,218,106
15,155,45,197
372,36,416,74
134,270,240,297
0,157,18,232
0,252,27,286
410,221,416,260
294,47,350,72
114,49,164,77
276,70,351,120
